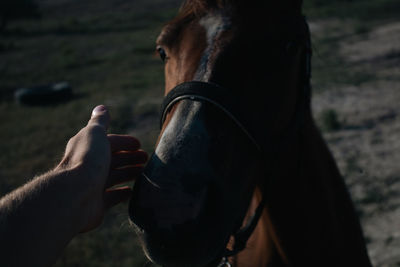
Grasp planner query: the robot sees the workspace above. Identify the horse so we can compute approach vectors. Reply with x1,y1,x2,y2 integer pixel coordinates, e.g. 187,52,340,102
129,0,373,266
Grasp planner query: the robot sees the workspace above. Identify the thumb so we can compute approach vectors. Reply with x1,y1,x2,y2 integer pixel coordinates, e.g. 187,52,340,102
88,105,110,130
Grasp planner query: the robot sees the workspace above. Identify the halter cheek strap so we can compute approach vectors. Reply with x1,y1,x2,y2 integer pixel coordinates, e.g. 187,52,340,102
160,81,266,257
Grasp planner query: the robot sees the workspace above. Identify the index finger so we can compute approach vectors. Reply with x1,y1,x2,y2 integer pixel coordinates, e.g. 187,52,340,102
108,134,141,153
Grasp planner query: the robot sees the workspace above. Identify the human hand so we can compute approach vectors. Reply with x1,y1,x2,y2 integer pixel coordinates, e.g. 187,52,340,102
56,105,148,232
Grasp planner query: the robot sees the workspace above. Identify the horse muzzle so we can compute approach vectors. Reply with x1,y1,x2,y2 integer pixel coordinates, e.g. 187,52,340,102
129,161,227,267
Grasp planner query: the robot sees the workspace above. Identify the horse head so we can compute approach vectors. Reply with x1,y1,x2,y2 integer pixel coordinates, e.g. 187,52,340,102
128,1,371,267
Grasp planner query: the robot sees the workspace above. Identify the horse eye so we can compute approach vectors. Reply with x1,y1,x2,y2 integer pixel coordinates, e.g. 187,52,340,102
157,46,167,62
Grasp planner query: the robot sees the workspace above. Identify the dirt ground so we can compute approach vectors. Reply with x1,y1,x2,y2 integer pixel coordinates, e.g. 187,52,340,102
311,20,400,266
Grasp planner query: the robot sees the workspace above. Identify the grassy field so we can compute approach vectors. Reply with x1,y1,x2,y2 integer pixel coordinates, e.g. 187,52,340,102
1,0,399,266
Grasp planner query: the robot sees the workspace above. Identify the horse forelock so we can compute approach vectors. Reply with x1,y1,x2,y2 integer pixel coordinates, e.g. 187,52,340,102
161,0,304,47
179,0,236,16
178,0,303,18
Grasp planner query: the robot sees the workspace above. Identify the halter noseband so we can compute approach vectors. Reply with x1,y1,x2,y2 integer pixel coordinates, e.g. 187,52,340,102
160,81,263,153
158,16,312,263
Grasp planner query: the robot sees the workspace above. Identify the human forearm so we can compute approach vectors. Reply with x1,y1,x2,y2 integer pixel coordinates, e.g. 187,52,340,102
0,166,87,267
0,106,146,267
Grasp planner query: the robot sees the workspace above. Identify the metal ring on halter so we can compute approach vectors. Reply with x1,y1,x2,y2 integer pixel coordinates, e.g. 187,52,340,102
217,257,231,267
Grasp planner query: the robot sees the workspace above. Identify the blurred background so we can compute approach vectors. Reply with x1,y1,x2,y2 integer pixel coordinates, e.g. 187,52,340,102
0,0,399,266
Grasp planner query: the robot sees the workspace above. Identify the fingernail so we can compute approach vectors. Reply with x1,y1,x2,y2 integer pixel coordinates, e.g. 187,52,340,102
92,105,107,116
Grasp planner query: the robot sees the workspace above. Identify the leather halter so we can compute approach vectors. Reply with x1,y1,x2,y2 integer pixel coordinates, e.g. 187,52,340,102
158,16,312,263
160,80,267,254
160,81,262,153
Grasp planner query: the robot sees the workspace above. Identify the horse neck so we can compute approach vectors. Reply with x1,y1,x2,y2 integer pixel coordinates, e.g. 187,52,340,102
232,113,371,266
230,115,316,267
